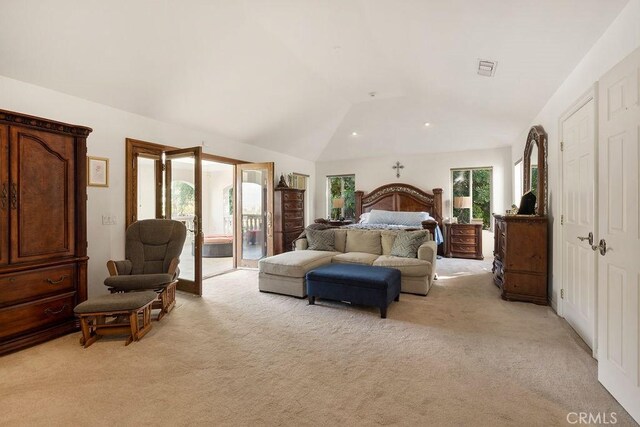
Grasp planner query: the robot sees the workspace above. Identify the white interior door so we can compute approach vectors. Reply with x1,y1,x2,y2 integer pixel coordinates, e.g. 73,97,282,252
597,47,640,423
562,97,597,352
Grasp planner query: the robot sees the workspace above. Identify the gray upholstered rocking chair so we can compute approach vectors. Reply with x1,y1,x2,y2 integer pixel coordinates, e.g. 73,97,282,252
105,219,187,321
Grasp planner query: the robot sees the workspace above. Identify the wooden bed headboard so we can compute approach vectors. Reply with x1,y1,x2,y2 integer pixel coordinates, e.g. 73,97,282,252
354,183,443,228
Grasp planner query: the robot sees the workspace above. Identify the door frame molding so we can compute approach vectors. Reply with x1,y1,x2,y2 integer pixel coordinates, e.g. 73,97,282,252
125,138,172,228
235,162,275,268
557,83,598,355
125,138,248,271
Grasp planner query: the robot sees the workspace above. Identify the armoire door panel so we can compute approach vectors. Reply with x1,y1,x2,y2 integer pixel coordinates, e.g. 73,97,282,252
9,127,75,263
0,126,9,266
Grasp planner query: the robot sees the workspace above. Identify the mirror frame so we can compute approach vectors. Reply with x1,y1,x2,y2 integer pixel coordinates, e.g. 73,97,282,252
522,125,547,216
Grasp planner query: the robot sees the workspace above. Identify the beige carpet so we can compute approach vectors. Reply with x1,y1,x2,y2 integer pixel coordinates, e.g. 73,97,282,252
0,258,635,426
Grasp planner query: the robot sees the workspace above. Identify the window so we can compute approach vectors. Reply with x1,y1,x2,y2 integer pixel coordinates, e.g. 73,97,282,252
287,172,308,190
327,175,355,220
451,168,492,229
514,159,523,204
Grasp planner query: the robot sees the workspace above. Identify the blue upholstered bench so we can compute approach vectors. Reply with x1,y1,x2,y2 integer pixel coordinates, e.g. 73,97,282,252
306,264,401,318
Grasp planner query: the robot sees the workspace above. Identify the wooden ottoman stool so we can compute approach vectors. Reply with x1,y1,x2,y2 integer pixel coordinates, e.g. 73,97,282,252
74,291,157,348
306,264,401,318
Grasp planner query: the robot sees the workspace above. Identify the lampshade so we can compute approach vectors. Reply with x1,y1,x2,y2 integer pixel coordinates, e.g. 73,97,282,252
332,198,345,209
453,196,472,209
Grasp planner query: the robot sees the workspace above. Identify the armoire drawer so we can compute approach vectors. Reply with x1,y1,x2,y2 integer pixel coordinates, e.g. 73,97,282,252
283,201,303,211
0,292,75,340
283,191,303,201
284,219,304,230
283,211,303,220
0,264,76,307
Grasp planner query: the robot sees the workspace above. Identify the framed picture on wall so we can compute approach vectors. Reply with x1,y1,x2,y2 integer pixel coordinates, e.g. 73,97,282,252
87,156,109,187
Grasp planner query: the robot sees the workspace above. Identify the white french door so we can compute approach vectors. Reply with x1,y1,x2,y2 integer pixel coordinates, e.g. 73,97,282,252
597,46,640,423
561,97,597,353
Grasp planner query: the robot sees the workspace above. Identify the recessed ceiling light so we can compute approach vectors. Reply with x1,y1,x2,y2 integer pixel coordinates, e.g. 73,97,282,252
351,131,358,136
424,122,430,127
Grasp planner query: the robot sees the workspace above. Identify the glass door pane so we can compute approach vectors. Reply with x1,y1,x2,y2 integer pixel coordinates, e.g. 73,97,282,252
165,147,203,295
201,159,235,278
235,163,273,268
136,156,160,221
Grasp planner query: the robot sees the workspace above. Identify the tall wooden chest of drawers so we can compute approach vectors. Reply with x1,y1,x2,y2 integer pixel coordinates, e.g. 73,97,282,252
444,223,483,259
274,188,305,254
492,215,548,305
0,109,91,355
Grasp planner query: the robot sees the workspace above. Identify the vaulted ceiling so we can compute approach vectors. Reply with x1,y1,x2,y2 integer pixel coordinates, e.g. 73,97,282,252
0,0,629,161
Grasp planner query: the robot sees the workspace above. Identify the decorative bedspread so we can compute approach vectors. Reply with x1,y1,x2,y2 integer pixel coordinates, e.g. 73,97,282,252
342,223,444,246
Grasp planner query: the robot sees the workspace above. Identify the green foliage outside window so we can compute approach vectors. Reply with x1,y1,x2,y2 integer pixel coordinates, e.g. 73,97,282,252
328,175,355,219
171,181,195,216
530,166,538,197
227,186,233,215
451,168,492,229
472,169,491,229
452,170,471,224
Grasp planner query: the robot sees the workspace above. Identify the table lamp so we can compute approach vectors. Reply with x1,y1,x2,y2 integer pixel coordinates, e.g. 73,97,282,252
453,196,472,223
332,198,344,220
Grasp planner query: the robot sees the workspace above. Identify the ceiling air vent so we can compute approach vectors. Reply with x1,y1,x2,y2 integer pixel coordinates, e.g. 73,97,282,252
477,59,497,77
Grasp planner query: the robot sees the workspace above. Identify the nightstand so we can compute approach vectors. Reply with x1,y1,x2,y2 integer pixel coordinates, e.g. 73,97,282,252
314,218,353,227
444,223,483,260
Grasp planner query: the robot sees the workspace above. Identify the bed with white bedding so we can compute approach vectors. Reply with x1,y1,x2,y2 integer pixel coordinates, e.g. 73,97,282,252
351,183,445,252
340,217,443,245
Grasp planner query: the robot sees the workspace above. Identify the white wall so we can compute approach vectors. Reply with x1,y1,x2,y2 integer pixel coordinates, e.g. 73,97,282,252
511,0,640,310
316,146,512,257
0,75,316,298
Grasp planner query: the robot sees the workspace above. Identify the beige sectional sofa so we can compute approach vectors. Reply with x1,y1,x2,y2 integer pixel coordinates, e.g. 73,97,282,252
258,229,437,297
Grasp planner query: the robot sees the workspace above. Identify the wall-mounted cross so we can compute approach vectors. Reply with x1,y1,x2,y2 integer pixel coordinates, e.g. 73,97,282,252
393,161,404,178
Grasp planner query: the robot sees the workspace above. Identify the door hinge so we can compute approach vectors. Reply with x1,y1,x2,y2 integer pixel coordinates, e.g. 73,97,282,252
560,141,564,152
561,214,564,225
561,289,564,299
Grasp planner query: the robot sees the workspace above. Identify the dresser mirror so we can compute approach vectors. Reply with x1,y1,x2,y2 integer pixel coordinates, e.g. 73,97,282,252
522,125,547,215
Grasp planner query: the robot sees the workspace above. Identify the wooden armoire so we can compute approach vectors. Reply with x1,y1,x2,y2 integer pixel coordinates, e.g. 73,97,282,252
493,125,549,305
273,187,305,254
0,109,91,355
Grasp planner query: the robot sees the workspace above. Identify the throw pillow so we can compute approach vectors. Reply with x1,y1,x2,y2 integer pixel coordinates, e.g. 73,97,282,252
390,231,428,258
345,230,382,255
306,228,336,251
380,231,398,255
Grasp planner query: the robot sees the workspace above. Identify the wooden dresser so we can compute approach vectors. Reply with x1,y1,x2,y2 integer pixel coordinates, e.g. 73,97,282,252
492,215,548,305
274,187,305,254
0,110,91,355
444,223,483,260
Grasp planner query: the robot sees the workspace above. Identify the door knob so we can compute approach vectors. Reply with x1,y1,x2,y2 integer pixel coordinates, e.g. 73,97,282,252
577,232,594,246
594,239,608,256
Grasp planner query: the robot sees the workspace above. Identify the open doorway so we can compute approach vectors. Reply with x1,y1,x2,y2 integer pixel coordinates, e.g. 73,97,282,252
126,139,275,294
201,160,234,279
167,158,234,281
